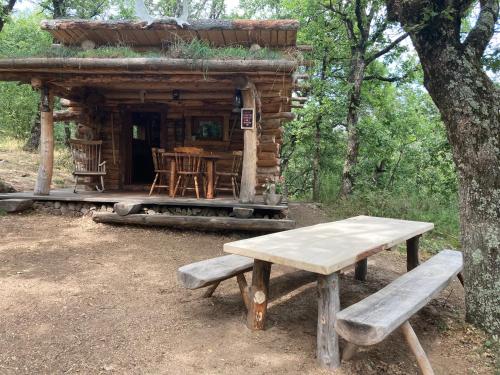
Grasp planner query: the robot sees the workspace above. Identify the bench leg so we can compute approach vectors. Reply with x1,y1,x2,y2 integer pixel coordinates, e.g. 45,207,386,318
342,342,358,361
317,272,341,369
354,258,367,281
457,272,464,287
236,273,250,310
400,321,435,375
406,235,421,271
246,260,271,330
202,281,220,298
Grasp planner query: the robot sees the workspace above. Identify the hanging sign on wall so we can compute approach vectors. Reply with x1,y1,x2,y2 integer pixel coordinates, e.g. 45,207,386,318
241,108,255,130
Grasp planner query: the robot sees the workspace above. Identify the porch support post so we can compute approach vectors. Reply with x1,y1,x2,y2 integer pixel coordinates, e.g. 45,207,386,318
34,85,54,196
240,80,257,203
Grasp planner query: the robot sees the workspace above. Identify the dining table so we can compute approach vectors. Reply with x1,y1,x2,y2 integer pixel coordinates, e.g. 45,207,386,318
223,215,434,369
162,152,224,199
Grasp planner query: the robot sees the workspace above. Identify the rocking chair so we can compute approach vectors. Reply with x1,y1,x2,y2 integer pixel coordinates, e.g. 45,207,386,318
69,139,107,193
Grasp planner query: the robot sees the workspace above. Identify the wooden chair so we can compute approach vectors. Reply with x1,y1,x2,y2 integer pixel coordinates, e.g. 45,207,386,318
149,148,170,195
214,151,243,199
173,147,204,199
69,139,107,193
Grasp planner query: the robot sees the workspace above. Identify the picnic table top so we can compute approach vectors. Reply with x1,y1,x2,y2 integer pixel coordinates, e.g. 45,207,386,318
223,215,434,275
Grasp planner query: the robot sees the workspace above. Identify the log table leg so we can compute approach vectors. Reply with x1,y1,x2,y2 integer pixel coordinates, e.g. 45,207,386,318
354,258,367,281
246,260,271,330
169,159,176,197
317,272,341,369
407,235,421,271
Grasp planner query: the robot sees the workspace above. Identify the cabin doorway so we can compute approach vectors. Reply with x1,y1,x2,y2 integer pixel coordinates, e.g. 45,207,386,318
130,111,161,185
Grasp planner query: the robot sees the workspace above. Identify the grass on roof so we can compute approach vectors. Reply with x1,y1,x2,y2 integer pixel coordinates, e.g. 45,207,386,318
2,39,297,61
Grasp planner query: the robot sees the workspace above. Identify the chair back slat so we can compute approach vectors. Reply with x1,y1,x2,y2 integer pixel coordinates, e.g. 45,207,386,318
175,152,202,174
70,139,103,174
174,146,203,154
152,148,168,171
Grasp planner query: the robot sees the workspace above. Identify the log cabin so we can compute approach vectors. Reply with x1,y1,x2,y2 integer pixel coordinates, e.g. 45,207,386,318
0,19,308,231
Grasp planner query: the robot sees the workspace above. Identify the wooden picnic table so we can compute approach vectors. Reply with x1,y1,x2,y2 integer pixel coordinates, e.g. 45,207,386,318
223,215,434,369
162,152,224,199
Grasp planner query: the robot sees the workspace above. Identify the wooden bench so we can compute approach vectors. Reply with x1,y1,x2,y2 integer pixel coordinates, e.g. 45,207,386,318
335,249,463,375
178,255,254,301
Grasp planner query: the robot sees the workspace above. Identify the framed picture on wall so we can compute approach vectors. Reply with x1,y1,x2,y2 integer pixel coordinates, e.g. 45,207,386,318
192,117,223,141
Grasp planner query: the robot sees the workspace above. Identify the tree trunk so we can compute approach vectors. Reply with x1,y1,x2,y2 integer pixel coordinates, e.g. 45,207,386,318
409,31,499,333
312,53,329,202
341,49,366,197
312,118,321,201
64,121,71,147
0,0,17,33
23,108,41,152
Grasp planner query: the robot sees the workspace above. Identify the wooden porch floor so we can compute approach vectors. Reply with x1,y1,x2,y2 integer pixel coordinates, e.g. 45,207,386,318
0,188,287,211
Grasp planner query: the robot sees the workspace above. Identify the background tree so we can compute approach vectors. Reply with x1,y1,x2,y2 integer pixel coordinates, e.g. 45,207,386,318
0,0,16,32
321,0,410,198
387,0,499,333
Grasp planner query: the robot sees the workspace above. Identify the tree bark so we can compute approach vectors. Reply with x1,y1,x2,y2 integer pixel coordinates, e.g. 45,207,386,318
387,0,499,333
312,54,328,202
23,109,41,152
312,118,321,201
341,49,366,197
0,0,17,33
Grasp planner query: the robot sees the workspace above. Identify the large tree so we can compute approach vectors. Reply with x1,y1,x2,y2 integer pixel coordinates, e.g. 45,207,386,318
387,0,499,333
324,0,410,198
0,0,17,32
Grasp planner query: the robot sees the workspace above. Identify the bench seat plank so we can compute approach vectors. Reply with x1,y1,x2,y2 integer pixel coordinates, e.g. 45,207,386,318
178,255,254,289
335,249,463,346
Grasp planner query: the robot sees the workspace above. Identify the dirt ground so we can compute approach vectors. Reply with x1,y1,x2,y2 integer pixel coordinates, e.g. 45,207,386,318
0,203,496,375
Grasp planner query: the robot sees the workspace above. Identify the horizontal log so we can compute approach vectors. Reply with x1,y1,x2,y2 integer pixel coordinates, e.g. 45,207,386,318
257,166,280,174
260,135,276,143
262,112,295,121
261,119,282,129
53,109,82,122
257,159,280,167
114,201,142,216
41,19,300,32
92,213,295,232
258,152,278,160
0,58,298,75
0,199,33,213
258,143,280,153
261,128,284,137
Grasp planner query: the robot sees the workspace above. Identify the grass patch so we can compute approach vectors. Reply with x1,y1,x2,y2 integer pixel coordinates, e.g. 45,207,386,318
319,190,460,254
2,39,294,61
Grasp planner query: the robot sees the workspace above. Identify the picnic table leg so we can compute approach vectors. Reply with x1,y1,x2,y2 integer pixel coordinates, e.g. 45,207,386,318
246,260,271,330
406,235,421,271
354,259,367,281
317,272,340,369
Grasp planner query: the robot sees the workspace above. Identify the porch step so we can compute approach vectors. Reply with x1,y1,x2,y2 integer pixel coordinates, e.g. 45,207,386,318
0,199,33,213
92,212,295,232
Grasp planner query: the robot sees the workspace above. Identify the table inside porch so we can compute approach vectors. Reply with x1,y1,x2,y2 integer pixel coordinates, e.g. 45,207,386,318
162,152,224,199
223,215,434,369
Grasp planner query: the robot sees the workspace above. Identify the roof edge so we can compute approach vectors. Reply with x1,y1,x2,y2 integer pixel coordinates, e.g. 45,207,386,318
41,19,300,32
